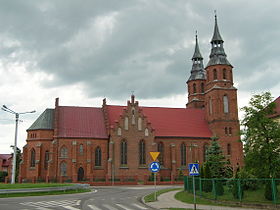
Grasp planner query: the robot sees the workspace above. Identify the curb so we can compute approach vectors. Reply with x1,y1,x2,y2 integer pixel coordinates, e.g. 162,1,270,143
0,184,90,195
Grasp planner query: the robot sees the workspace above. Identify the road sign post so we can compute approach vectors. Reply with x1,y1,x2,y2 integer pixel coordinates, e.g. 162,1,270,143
189,163,199,210
149,161,160,201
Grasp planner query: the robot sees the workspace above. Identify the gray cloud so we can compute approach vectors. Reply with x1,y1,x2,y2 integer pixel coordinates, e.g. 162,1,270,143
0,0,279,100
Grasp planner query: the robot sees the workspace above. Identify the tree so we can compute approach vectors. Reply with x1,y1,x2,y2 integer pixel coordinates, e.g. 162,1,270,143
205,137,230,178
241,92,280,178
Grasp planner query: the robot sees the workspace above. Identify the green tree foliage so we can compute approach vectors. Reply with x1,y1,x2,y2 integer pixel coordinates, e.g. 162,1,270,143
202,163,212,192
205,137,230,178
241,92,280,178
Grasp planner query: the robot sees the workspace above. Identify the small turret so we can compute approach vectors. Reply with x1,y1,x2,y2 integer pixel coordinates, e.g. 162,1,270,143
186,32,206,109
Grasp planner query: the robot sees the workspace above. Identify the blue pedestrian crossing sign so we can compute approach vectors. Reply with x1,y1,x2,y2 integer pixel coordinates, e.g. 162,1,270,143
189,163,199,176
149,161,160,173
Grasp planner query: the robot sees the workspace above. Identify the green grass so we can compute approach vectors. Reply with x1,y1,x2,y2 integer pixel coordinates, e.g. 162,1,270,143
0,183,73,189
0,188,91,198
175,191,231,207
144,188,181,203
194,184,280,204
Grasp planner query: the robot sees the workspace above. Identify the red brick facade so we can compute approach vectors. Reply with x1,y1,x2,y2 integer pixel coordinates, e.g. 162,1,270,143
19,16,244,183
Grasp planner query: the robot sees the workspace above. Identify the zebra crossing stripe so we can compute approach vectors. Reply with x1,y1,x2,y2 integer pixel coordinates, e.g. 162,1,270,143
88,204,102,210
115,203,133,210
102,204,118,210
63,206,80,210
132,203,148,209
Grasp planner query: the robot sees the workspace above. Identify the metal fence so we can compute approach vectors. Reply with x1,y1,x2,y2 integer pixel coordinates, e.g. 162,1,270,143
184,177,280,205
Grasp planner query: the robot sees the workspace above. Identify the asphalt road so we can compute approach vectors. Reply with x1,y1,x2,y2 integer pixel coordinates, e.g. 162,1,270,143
0,185,173,210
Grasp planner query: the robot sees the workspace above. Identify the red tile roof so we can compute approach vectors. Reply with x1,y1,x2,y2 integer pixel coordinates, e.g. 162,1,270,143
107,105,212,138
58,106,108,138
0,154,12,167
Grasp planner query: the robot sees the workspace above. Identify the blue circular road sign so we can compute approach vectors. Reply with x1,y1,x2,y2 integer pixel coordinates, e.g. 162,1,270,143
149,161,160,173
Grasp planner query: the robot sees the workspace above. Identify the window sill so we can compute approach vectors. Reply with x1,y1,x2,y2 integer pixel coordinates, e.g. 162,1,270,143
119,165,129,169
29,167,36,170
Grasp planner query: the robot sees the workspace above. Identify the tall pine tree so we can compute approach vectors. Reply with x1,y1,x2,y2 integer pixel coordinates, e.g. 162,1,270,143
205,137,229,178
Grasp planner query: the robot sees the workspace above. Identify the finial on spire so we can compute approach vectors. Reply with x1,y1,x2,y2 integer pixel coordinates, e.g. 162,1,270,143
131,91,135,103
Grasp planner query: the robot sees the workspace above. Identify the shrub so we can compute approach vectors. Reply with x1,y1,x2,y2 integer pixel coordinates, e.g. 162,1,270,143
215,180,224,196
232,180,244,199
202,179,212,192
264,182,273,200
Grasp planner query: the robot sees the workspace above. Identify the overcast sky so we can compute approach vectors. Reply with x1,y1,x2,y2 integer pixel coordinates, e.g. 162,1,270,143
0,0,280,154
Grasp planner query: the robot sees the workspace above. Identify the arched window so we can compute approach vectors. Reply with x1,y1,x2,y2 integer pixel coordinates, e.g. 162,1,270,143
158,142,164,165
139,140,146,165
193,83,197,93
225,127,228,135
223,69,227,79
229,127,232,135
30,148,35,167
227,143,231,155
124,117,128,130
79,144,83,154
181,143,186,166
223,95,229,113
60,162,67,176
209,97,213,115
95,147,102,166
138,118,142,131
145,128,149,137
201,83,205,93
60,146,68,158
120,140,127,165
117,127,122,136
213,69,217,80
203,144,209,162
44,150,49,170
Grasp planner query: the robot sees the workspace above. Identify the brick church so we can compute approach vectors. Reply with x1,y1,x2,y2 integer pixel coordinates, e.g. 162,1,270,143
19,15,244,183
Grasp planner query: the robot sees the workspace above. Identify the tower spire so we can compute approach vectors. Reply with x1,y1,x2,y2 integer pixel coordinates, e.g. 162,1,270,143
188,32,205,81
206,13,232,68
211,12,223,43
192,31,203,60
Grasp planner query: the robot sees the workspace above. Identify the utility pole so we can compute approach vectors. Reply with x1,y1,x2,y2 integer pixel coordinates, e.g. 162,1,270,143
1,105,35,184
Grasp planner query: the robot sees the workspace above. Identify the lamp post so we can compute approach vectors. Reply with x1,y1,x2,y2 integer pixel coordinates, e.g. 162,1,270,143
1,105,35,184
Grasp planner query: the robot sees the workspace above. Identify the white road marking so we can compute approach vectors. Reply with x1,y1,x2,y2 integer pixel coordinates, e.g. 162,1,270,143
115,203,133,210
36,208,52,210
132,203,148,209
103,204,118,210
63,206,80,210
88,204,102,210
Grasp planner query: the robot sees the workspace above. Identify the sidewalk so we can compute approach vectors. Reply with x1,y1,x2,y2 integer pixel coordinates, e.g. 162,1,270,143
145,190,264,210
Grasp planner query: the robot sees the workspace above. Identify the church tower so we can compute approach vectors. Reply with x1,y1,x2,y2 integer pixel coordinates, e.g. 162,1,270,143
187,33,206,108
204,15,243,168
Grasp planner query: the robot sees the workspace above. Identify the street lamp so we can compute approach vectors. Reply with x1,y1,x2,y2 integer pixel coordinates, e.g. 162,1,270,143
1,105,35,184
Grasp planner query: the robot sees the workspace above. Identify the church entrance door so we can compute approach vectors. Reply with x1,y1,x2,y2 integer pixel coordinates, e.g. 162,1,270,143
77,167,84,181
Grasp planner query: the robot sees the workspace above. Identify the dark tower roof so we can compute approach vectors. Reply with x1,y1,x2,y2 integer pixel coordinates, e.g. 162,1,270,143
27,109,54,131
188,33,206,81
206,14,232,68
211,15,223,43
